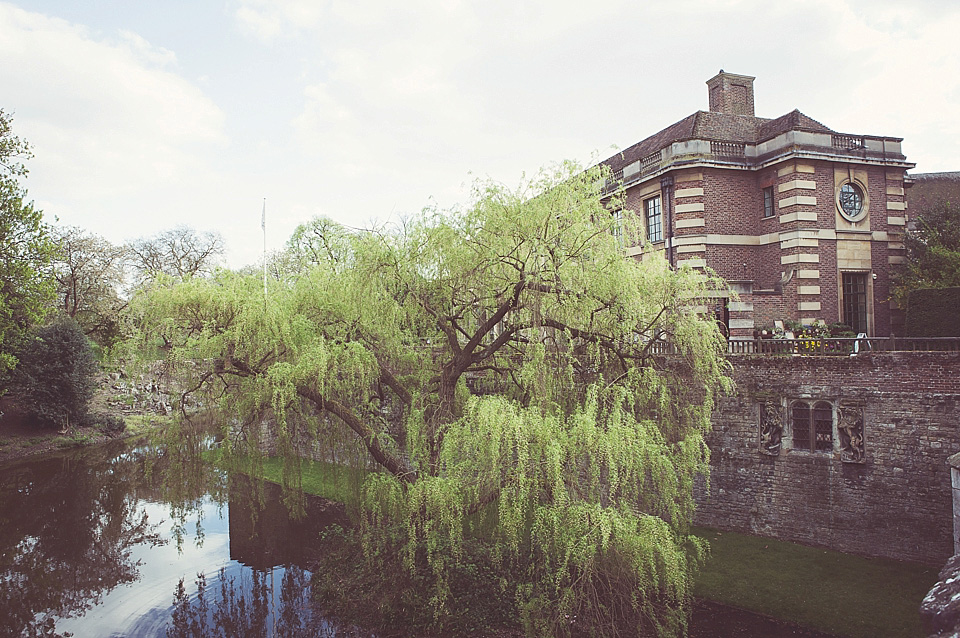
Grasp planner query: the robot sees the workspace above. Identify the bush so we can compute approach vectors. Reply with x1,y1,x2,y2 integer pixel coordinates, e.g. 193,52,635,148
905,287,960,337
85,411,126,436
11,318,99,429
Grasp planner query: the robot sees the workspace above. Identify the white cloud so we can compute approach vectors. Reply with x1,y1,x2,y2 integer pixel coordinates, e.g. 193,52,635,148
0,3,226,237
3,0,958,269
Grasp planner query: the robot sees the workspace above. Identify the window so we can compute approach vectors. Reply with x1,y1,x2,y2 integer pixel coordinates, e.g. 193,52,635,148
763,186,775,218
611,209,623,246
837,181,866,221
841,272,868,334
791,400,833,452
645,196,662,243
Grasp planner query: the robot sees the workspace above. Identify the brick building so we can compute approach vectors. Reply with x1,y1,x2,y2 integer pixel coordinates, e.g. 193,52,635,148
602,71,914,337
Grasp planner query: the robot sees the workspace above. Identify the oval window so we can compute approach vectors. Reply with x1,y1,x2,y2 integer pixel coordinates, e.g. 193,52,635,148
838,182,865,221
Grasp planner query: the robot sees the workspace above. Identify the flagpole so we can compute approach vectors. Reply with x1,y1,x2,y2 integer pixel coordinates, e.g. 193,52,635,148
262,198,267,300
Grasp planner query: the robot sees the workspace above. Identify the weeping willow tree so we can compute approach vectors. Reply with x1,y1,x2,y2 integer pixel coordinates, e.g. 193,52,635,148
130,162,731,637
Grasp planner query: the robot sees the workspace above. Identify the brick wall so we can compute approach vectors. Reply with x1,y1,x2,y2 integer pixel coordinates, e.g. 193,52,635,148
695,352,960,564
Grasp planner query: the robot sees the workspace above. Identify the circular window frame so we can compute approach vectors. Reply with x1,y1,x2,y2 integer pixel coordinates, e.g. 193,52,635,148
837,180,867,222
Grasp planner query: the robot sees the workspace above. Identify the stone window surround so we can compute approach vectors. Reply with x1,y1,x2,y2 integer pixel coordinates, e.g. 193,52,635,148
760,398,866,463
835,176,870,223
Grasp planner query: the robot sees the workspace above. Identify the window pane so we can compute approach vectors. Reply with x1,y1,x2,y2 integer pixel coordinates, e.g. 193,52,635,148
792,402,810,450
814,402,833,451
645,196,662,243
842,273,868,334
763,186,774,218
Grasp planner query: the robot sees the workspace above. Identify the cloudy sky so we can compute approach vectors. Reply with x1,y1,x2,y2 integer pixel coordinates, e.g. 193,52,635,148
2,0,958,267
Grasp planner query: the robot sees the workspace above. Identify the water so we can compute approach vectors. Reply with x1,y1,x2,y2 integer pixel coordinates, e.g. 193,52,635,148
0,437,360,638
0,436,836,637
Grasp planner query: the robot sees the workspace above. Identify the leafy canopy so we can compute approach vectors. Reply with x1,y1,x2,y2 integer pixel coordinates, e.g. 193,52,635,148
11,317,99,429
132,162,732,636
893,199,960,304
0,109,55,376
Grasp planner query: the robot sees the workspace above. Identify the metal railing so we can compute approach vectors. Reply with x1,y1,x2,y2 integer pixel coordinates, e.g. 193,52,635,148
649,337,960,356
730,336,960,356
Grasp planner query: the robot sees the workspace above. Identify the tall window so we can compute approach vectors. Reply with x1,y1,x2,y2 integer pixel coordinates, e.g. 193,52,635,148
645,196,662,243
611,209,623,246
763,186,775,218
842,272,868,334
791,401,833,452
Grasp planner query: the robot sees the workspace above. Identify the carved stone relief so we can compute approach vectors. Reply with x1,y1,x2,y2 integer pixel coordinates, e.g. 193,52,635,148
838,403,866,463
759,401,783,456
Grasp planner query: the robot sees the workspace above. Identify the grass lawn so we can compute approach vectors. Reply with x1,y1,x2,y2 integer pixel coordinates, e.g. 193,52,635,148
693,526,939,638
207,450,367,507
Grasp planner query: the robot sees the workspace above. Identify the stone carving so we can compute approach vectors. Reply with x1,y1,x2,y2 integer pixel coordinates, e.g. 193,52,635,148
759,401,782,456
838,404,865,463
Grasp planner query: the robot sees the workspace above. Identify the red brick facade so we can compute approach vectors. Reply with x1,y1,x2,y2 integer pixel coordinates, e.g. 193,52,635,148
602,72,913,337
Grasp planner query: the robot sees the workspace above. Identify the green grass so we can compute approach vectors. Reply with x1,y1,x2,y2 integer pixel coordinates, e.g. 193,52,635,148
693,526,939,638
206,450,368,507
124,414,173,435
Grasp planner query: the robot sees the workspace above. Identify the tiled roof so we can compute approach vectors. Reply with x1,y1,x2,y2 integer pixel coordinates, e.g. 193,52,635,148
910,172,960,181
603,109,837,172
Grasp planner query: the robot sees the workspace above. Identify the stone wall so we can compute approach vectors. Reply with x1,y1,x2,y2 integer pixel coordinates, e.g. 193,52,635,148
695,352,960,564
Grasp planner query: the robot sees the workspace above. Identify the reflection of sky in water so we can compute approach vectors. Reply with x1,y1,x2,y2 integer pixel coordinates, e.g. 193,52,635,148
55,497,289,637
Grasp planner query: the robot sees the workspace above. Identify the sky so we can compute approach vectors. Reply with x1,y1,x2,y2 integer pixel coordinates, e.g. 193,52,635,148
2,0,958,268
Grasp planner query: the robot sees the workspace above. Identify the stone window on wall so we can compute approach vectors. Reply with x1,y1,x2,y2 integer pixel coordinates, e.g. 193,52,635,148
761,399,866,462
791,400,834,452
837,181,867,222
762,186,775,218
645,195,662,243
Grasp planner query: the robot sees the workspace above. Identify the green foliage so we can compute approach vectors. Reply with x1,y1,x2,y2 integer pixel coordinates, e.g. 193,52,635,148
904,287,960,337
894,199,960,304
11,317,99,429
131,162,732,636
0,109,55,377
86,411,127,436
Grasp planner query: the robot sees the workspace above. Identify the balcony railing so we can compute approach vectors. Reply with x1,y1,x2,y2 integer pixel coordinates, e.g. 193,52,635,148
832,134,865,150
710,141,746,157
649,337,960,356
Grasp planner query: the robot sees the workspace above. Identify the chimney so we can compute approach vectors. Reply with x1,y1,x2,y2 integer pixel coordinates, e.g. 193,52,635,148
706,70,756,116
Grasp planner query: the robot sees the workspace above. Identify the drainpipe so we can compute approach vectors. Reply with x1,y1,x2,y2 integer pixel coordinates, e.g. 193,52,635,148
660,175,675,268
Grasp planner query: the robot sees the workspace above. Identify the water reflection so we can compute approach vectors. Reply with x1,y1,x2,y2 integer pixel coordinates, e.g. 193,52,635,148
0,443,165,637
0,435,355,637
164,566,334,638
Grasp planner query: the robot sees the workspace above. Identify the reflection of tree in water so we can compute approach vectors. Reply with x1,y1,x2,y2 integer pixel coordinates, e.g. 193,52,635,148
142,415,230,552
167,565,333,638
0,445,165,638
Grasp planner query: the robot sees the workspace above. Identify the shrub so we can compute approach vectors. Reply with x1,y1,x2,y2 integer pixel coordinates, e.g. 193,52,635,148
85,411,126,436
905,287,960,337
11,318,99,429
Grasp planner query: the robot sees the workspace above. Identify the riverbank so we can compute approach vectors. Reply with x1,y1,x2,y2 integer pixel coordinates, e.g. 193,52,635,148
0,374,174,465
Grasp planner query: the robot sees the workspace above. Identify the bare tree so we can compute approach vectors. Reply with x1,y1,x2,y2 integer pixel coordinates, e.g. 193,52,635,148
126,225,224,287
50,226,127,346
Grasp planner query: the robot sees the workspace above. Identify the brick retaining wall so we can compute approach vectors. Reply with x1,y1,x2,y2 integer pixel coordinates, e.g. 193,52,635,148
695,352,960,564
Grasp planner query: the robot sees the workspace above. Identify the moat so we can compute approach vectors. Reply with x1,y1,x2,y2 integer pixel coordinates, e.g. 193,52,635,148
0,435,836,637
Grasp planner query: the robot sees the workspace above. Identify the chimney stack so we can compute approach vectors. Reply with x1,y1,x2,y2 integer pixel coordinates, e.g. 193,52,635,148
706,70,756,116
